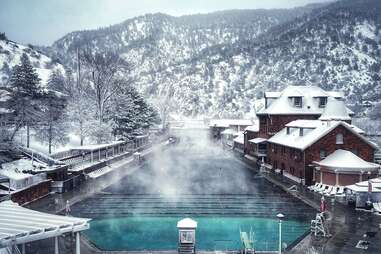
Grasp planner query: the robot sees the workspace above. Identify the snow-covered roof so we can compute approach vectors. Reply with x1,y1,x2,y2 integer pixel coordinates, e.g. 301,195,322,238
265,92,281,98
209,119,253,128
249,138,268,144
0,201,90,247
326,91,344,99
347,178,381,192
319,97,351,121
258,86,349,116
245,123,259,132
0,159,46,180
314,149,380,172
70,141,125,152
233,133,244,144
177,218,197,229
221,129,237,135
268,120,376,151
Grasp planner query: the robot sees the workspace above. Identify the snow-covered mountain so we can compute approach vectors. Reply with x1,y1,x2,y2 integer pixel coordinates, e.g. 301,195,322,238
45,0,381,117
0,38,64,87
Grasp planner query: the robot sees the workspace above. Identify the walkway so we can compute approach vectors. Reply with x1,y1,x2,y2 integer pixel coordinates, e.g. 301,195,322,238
254,164,381,254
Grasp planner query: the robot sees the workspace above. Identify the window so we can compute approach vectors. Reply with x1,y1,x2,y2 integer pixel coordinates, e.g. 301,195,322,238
294,97,302,107
336,133,344,144
319,97,327,108
286,127,290,134
180,230,195,243
320,149,326,159
299,128,304,136
352,149,358,156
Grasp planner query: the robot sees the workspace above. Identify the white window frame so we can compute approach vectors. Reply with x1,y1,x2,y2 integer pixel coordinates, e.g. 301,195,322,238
336,133,344,144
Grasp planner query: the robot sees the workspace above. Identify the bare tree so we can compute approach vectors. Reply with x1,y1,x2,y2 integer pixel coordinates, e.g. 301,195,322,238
80,49,129,124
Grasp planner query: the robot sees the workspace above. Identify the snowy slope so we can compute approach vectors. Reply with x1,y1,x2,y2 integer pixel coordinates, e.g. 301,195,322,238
44,0,381,118
0,39,64,86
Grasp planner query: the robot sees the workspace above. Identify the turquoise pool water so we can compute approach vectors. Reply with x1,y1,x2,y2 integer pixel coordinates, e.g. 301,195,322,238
84,216,310,251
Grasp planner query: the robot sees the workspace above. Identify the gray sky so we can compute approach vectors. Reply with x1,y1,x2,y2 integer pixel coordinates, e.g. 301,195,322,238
0,0,333,46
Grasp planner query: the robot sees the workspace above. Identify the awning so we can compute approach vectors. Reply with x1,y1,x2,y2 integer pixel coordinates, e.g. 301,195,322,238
0,201,90,247
249,138,267,144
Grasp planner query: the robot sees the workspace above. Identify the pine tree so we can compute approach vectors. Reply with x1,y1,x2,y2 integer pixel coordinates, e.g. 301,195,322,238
110,82,159,139
47,69,65,94
7,53,44,144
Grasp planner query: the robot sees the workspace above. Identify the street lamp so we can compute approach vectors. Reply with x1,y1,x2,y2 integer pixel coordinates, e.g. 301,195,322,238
276,213,285,254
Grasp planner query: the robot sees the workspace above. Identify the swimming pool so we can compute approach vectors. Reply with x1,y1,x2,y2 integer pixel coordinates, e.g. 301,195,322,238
71,130,316,251
85,216,309,251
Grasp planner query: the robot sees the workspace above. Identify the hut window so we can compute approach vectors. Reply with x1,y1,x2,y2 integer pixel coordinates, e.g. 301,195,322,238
320,149,326,159
336,133,344,144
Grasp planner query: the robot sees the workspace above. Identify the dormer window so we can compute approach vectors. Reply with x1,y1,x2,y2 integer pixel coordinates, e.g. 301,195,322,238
293,97,302,107
319,97,327,108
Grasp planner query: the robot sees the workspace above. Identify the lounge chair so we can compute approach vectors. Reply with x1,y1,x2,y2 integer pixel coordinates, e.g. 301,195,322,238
335,186,346,198
314,183,324,192
323,186,333,195
318,184,329,194
308,183,319,191
325,186,339,197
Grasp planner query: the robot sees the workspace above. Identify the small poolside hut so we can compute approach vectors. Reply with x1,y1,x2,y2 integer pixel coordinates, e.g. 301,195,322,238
0,201,90,254
177,218,197,254
313,149,380,187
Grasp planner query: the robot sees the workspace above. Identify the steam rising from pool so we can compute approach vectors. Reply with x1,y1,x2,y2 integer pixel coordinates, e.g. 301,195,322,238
106,129,257,198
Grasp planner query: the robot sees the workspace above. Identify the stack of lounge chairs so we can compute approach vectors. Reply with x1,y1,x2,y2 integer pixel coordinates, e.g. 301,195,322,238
308,183,345,198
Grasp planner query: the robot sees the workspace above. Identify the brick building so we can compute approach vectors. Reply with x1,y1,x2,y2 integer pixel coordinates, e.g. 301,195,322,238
266,120,378,185
256,86,353,139
243,85,356,163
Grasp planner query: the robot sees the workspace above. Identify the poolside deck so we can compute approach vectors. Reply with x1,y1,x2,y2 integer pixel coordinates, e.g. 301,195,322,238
254,162,381,254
